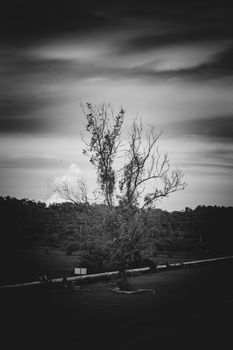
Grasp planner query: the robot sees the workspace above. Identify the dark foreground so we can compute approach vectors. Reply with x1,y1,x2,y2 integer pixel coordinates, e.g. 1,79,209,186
1,259,233,350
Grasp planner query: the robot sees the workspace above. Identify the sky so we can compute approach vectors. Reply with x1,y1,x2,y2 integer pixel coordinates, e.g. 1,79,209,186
0,0,233,211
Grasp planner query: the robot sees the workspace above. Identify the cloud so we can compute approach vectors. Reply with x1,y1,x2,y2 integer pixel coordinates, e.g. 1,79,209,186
163,115,233,142
138,41,230,72
27,30,233,83
0,117,52,134
46,163,83,205
0,48,82,135
1,12,232,141
52,163,81,185
0,1,110,43
31,31,230,72
1,0,232,49
153,44,233,80
0,156,66,169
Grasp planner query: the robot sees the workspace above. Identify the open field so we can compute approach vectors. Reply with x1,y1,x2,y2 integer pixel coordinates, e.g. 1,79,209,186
1,258,233,350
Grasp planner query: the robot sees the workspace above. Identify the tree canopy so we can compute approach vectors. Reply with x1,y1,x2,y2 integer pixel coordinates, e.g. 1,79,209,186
81,103,185,212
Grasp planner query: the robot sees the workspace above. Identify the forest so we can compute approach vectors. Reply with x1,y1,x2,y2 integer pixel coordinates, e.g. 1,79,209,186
1,196,232,267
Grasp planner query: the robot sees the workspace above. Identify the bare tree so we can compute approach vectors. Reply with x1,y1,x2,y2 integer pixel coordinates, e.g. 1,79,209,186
53,102,186,287
82,103,185,284
119,119,185,212
53,178,89,206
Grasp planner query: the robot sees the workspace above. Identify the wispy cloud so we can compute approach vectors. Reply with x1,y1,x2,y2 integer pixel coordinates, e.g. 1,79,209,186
30,32,231,74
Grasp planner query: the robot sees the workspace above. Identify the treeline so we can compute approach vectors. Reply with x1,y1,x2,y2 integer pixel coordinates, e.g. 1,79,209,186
1,196,233,257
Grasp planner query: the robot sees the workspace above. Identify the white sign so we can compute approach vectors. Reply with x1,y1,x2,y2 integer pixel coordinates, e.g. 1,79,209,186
74,267,87,275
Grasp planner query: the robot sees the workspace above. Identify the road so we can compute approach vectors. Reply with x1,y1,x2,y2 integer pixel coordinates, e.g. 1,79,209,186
1,258,233,350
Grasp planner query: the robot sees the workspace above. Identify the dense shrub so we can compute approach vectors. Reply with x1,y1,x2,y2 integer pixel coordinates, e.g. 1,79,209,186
79,247,112,273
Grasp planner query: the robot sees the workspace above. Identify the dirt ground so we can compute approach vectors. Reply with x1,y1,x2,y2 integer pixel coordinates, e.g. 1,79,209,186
1,259,233,350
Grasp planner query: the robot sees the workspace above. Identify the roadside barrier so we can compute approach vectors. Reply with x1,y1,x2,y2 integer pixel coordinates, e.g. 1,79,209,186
1,255,233,289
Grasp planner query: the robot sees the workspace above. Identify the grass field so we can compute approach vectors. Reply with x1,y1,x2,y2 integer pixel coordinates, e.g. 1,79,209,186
1,258,233,350
0,247,205,285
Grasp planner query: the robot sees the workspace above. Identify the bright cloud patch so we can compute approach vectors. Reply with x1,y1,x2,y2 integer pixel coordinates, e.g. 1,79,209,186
46,163,82,205
51,163,81,188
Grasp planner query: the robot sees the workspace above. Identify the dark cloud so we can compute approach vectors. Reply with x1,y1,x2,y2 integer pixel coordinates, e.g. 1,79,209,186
0,0,112,44
164,115,233,142
0,94,55,118
0,49,73,80
188,116,233,142
1,1,233,133
0,97,34,118
0,156,66,169
183,161,233,170
0,91,65,135
128,28,232,49
0,0,233,83
0,117,52,134
0,50,75,135
1,0,233,44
